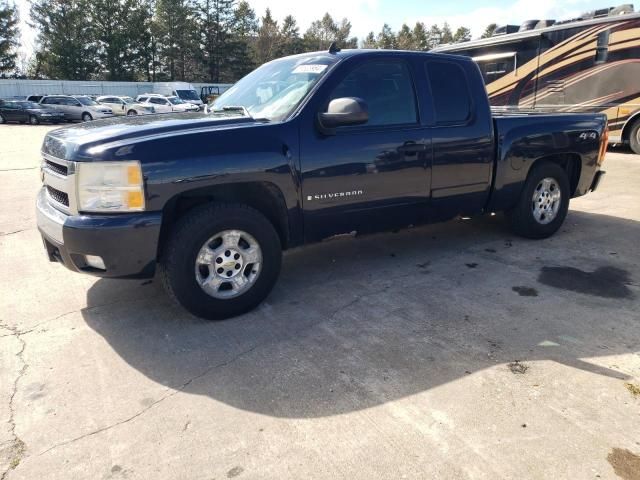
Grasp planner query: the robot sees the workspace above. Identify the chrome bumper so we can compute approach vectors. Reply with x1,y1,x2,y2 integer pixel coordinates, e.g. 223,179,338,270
36,188,66,244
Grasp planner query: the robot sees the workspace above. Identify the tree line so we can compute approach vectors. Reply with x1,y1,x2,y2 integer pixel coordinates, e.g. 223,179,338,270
0,0,499,82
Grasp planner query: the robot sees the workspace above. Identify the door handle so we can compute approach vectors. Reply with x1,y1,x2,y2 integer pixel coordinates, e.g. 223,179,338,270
398,142,426,154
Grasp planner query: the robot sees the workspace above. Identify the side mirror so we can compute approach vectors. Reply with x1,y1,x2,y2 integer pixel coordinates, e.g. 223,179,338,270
318,97,368,132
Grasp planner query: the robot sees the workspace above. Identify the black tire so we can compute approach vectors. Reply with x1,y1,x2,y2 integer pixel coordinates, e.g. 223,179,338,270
628,119,640,155
159,203,282,320
0,113,5,124
82,112,92,122
506,161,570,239
29,115,39,125
127,110,137,116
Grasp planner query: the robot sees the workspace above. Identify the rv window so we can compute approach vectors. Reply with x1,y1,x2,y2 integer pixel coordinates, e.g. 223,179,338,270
595,30,610,64
475,56,516,83
426,61,471,125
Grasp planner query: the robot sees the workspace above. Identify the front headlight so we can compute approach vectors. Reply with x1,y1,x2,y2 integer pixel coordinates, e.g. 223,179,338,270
77,161,145,212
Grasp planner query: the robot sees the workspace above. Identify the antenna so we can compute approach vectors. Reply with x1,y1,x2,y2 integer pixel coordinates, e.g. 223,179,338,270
328,42,341,54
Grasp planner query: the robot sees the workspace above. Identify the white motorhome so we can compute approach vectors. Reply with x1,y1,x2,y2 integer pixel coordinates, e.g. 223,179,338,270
153,82,203,108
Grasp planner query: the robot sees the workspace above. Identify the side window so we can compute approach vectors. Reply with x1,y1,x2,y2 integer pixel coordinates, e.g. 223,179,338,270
595,30,610,64
42,98,55,105
329,60,417,127
426,61,471,125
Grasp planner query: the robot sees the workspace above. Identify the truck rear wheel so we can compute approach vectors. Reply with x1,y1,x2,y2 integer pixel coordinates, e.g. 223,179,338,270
628,119,640,155
506,161,570,239
159,203,282,320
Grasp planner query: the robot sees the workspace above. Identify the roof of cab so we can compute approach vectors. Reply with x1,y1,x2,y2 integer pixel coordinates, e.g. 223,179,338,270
280,48,472,63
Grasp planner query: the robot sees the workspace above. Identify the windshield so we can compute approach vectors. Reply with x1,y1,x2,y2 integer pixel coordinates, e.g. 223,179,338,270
176,90,200,101
76,97,98,106
211,54,338,121
122,97,134,104
19,101,42,109
168,97,184,105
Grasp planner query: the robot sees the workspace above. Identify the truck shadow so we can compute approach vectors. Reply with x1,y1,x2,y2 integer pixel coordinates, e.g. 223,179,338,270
81,210,639,418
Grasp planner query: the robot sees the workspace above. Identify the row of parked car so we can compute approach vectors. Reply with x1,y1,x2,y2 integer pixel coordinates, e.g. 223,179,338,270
0,93,202,125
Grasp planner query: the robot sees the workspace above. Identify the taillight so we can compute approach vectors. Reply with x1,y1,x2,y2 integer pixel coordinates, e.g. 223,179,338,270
598,126,609,166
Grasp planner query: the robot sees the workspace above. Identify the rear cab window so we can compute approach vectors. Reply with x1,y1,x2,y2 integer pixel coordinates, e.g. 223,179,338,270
425,60,472,125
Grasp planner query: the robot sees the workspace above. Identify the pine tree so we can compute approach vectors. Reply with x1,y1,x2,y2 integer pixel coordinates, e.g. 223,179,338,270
335,18,358,48
255,8,279,65
88,0,154,80
230,1,258,79
197,0,237,82
412,22,428,51
426,24,442,50
376,24,396,49
481,23,498,38
396,24,414,50
0,0,19,75
362,32,377,49
155,0,195,80
279,15,302,56
440,22,453,44
453,26,471,43
30,0,99,79
303,13,356,51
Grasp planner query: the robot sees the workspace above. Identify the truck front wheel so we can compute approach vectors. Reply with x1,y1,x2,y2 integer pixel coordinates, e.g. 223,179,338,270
159,203,282,320
506,161,570,239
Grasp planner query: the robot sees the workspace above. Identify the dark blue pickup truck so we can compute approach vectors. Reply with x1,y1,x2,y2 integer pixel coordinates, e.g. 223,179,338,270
36,48,608,319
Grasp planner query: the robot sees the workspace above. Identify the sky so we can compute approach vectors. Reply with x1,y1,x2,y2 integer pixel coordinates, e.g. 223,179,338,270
14,0,614,59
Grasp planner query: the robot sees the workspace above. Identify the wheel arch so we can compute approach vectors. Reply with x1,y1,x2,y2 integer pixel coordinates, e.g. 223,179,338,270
621,111,640,143
528,153,581,197
488,152,582,213
158,181,290,259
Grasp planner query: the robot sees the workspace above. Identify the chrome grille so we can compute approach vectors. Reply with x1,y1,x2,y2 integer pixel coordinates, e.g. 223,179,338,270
46,185,69,207
41,152,76,214
45,159,68,176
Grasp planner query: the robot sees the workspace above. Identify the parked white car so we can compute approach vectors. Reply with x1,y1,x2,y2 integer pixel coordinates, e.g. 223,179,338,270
135,94,200,113
96,96,155,116
153,82,203,108
39,95,114,122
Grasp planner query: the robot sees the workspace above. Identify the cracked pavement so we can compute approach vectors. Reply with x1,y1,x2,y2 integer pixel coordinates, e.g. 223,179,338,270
1,124,639,479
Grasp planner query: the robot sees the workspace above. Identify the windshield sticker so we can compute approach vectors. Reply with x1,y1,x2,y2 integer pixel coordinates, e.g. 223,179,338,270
292,64,328,74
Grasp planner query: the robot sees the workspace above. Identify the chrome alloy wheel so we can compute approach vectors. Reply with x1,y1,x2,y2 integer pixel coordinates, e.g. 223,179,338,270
194,230,262,299
532,177,561,224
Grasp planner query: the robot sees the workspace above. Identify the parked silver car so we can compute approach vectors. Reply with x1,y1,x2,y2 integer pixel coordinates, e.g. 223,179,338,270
39,95,114,122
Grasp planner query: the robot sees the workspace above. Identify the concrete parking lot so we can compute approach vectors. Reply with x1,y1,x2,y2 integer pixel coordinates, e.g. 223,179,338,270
1,124,639,479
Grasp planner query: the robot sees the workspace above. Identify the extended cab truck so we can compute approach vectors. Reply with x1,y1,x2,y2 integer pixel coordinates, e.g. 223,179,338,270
36,49,608,320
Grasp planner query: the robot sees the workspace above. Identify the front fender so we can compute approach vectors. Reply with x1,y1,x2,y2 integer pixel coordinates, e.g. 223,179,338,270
93,121,302,242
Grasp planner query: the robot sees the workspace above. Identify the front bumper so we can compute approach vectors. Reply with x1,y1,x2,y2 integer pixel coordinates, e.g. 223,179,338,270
37,114,66,122
590,170,606,192
36,188,162,278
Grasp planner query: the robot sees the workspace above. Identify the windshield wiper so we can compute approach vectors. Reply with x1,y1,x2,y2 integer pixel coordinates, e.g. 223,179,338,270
211,105,252,117
210,105,270,122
